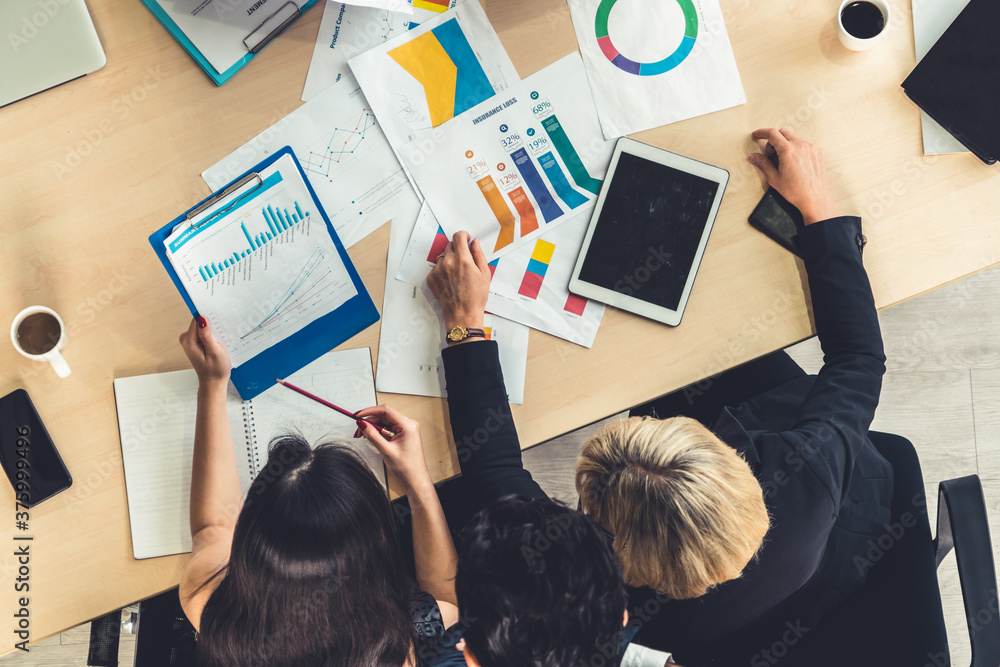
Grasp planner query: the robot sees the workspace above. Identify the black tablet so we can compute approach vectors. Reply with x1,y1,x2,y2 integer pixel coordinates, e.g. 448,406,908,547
569,138,729,326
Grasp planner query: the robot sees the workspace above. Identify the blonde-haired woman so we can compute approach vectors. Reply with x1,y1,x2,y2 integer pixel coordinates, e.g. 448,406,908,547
577,129,895,664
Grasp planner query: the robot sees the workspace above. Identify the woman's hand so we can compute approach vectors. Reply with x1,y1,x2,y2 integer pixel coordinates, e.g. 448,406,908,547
746,128,839,225
426,230,491,336
179,316,231,391
354,404,432,495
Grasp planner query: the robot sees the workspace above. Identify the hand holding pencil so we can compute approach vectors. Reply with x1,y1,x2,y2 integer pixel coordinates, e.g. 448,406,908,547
355,405,433,496
274,378,396,439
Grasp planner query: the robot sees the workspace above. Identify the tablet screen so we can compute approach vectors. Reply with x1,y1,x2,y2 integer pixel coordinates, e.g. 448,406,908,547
577,152,720,311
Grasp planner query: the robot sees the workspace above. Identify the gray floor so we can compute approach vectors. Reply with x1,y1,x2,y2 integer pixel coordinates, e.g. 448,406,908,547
7,265,1000,665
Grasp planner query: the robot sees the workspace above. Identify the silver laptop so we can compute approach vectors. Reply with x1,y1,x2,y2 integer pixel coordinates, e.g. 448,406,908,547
0,0,106,108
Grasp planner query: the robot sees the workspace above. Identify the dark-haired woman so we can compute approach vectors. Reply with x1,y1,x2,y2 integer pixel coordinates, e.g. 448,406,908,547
177,317,459,666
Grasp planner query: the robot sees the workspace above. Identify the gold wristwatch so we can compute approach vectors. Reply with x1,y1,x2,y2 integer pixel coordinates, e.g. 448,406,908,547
446,326,486,343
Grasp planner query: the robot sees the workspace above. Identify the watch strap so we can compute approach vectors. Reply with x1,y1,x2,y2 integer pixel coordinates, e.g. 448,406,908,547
447,326,486,343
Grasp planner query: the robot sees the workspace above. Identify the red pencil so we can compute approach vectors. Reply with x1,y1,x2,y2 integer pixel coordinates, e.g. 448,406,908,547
275,378,396,439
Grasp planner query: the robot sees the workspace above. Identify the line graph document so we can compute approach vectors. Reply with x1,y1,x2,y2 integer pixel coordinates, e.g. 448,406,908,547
203,83,420,249
168,153,358,367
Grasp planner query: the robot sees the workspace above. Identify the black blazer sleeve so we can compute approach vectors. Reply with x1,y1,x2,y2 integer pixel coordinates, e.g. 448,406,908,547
781,216,886,504
442,341,546,509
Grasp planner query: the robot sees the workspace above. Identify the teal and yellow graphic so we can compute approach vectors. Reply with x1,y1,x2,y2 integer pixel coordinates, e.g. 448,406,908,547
389,19,494,126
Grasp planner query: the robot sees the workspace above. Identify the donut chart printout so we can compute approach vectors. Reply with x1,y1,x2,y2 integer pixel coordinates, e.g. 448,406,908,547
397,53,614,261
568,0,745,139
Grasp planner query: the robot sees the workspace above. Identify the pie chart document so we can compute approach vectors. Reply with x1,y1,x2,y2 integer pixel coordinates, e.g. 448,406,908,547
567,0,745,138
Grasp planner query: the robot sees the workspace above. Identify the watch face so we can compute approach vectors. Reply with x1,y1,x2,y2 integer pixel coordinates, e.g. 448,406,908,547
448,327,465,341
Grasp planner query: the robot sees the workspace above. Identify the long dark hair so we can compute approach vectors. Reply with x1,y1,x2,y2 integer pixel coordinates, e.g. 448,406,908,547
197,435,412,667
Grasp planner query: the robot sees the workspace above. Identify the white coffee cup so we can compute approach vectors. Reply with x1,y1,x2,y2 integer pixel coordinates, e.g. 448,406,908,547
10,306,71,378
837,0,891,51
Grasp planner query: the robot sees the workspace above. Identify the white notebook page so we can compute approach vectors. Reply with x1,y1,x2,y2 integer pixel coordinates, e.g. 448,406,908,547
114,348,382,560
114,370,250,559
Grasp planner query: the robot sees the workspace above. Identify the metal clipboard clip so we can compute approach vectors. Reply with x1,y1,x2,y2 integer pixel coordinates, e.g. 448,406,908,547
187,172,263,229
243,1,301,55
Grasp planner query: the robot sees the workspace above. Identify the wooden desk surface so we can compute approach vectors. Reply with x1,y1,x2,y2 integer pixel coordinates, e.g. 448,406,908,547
2,0,998,648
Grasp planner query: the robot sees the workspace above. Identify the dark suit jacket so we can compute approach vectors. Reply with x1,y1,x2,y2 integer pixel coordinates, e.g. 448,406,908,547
440,340,545,532
441,216,892,658
627,217,893,657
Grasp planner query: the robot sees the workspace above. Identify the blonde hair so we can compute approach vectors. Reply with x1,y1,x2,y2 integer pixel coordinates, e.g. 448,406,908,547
576,416,769,599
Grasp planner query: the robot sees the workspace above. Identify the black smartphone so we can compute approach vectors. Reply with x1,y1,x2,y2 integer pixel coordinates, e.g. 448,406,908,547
748,187,805,258
0,389,72,507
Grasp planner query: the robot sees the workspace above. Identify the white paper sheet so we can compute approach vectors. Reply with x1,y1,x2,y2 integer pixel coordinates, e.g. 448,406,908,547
249,347,384,485
911,0,970,155
348,0,518,149
114,349,382,559
302,0,464,101
395,54,611,260
203,84,420,249
399,203,606,347
567,0,745,138
303,2,412,101
377,205,529,401
155,0,288,75
344,0,411,13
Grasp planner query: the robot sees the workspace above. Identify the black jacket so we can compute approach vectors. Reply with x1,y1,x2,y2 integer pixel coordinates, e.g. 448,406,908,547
441,216,892,656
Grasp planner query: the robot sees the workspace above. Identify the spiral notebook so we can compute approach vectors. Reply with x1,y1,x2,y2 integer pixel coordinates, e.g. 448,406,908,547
114,347,384,559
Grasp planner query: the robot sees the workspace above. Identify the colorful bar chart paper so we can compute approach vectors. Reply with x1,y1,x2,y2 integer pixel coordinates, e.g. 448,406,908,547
426,225,450,264
510,148,563,222
507,187,539,237
538,152,588,209
517,240,556,299
200,202,310,280
412,0,450,12
541,115,602,195
564,293,588,316
476,175,517,252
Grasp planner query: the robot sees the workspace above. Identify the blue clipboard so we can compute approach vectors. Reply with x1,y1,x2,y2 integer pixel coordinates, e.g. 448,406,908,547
138,0,320,86
149,146,379,400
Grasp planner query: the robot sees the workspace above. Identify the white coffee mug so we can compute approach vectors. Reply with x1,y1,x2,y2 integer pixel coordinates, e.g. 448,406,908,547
10,306,71,378
837,0,891,51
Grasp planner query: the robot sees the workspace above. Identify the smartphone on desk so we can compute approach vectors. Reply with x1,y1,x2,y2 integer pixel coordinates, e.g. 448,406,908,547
0,389,72,507
748,187,805,258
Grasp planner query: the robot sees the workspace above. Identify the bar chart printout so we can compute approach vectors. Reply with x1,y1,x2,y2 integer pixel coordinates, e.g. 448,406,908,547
165,155,358,367
564,292,588,316
198,201,311,281
518,240,556,299
426,225,450,264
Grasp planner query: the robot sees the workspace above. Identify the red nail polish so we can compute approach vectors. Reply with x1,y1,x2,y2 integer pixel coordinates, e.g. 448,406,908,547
198,316,207,328
356,419,367,430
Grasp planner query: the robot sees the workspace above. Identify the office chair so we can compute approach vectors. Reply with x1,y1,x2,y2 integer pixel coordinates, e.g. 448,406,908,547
674,432,1000,667
88,588,197,667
